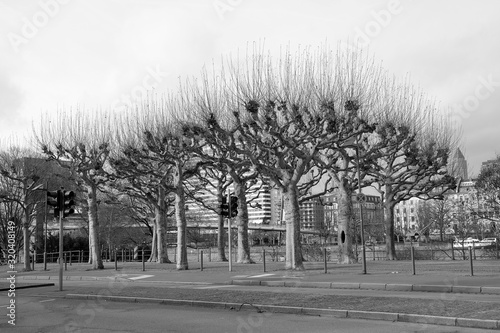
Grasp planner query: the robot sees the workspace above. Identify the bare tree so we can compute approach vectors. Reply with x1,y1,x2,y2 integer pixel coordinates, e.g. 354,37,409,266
135,96,207,270
35,109,112,269
363,78,460,259
0,146,50,270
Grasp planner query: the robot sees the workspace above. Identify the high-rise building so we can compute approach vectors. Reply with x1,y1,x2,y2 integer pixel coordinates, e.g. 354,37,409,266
448,148,468,180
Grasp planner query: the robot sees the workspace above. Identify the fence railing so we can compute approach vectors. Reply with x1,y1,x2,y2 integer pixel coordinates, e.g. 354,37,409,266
26,241,499,269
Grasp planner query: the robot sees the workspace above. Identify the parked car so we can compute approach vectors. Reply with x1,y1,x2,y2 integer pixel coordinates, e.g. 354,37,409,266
479,238,498,248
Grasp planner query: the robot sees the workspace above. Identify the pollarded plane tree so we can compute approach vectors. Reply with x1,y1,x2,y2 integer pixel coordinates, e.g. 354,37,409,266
138,96,207,270
313,49,384,264
35,109,111,269
182,72,264,264
0,146,47,271
110,112,175,263
215,46,376,270
367,90,459,259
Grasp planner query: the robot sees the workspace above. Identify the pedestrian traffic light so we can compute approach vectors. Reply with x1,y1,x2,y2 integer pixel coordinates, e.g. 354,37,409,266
220,196,229,217
46,190,61,218
62,190,75,217
230,195,238,218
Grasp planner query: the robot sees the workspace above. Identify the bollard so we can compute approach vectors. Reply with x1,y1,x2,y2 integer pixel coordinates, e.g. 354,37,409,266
469,246,474,276
142,249,145,271
122,249,125,263
451,241,455,261
44,252,47,271
69,251,72,266
263,249,266,272
32,252,35,270
200,250,204,271
411,246,416,275
496,240,499,260
209,247,211,262
373,246,375,261
324,248,327,274
64,253,68,271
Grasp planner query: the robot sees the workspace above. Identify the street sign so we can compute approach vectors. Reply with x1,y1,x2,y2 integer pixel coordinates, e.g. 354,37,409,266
356,193,366,203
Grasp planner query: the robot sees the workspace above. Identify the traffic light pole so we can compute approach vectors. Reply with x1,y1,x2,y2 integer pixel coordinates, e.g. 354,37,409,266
58,208,63,291
227,191,232,272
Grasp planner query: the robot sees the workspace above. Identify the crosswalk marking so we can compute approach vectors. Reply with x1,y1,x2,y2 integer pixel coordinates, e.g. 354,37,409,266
39,299,55,303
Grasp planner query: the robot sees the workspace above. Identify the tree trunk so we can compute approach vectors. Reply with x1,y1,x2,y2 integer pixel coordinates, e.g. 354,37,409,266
148,222,157,262
156,185,169,263
88,224,93,264
23,219,31,271
174,169,188,270
233,179,252,263
217,214,227,261
87,184,103,269
336,181,355,264
384,201,397,260
282,184,303,270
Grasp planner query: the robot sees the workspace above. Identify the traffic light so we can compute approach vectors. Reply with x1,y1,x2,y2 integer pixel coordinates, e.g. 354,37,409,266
62,190,76,217
220,196,229,217
229,195,238,218
47,190,61,218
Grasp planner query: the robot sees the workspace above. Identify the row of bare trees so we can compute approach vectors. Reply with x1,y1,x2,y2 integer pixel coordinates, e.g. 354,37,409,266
1,45,459,271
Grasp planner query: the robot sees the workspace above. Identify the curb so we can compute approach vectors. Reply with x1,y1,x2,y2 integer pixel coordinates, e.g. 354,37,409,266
64,293,500,330
229,279,500,295
0,283,55,291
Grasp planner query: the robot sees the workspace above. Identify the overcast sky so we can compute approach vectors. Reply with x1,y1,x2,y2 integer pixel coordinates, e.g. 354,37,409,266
1,0,499,176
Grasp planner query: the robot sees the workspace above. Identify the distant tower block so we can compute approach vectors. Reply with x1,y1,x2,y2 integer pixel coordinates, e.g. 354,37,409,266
448,148,468,180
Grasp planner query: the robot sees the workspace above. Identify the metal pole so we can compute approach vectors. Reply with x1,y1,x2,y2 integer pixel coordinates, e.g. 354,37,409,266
32,251,35,270
228,191,232,272
323,248,327,274
263,249,266,272
451,240,455,260
469,246,474,276
496,239,499,260
58,200,63,291
69,250,72,266
411,245,416,275
356,145,367,274
200,250,204,271
114,250,118,271
142,245,145,272
44,180,48,271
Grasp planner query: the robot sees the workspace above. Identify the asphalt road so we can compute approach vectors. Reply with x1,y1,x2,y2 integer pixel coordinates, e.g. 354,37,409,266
0,295,495,333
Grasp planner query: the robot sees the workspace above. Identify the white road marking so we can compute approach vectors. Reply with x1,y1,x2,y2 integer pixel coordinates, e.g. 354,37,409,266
39,299,56,303
231,275,249,278
128,275,154,280
248,273,275,278
195,285,234,290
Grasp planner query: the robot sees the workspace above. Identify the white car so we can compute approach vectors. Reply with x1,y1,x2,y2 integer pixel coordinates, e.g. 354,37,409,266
453,238,480,248
479,238,498,247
